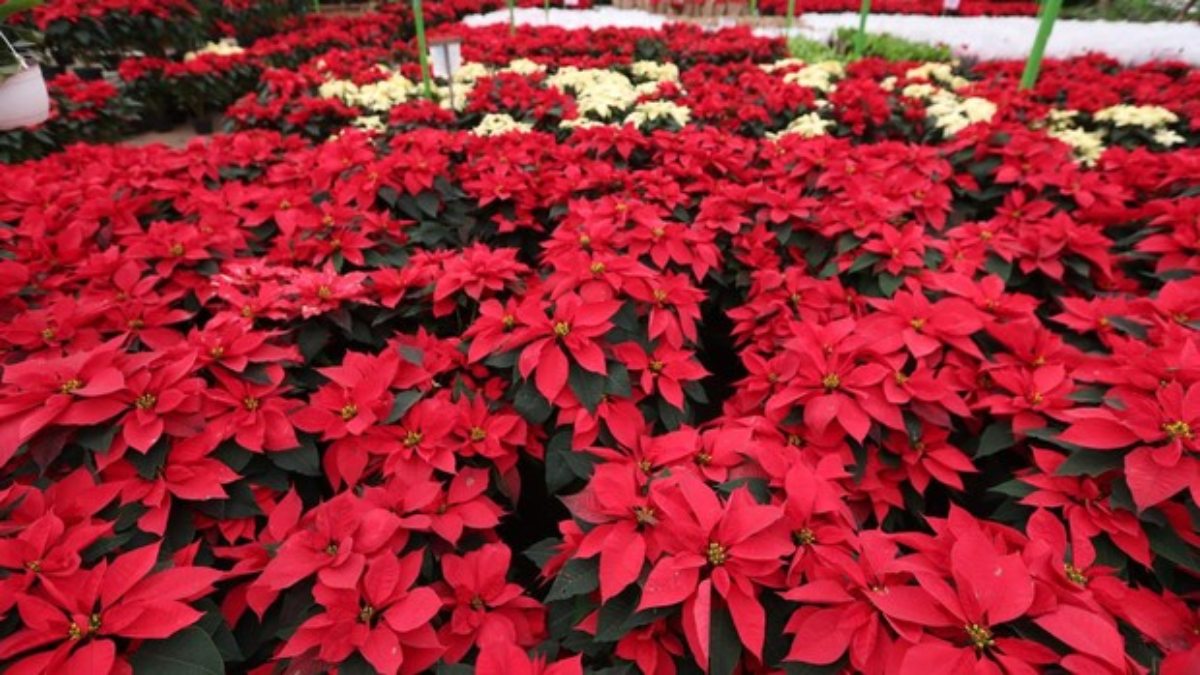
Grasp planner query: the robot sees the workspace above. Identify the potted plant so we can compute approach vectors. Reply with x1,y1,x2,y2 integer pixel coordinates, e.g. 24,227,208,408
0,0,48,130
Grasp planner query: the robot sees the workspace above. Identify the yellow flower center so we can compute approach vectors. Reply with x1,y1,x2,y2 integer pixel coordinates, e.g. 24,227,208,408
25,559,41,573
909,318,926,330
706,542,728,566
822,373,841,391
340,404,358,421
652,288,668,304
241,306,255,318
169,243,185,257
695,452,713,466
41,328,56,341
469,596,486,610
553,321,571,337
590,262,606,275
637,459,653,474
60,378,83,395
651,227,665,239
1064,563,1088,585
135,393,157,411
1163,420,1193,440
965,623,995,650
649,360,665,373
795,528,816,546
359,605,375,623
210,346,225,359
469,426,487,442
578,234,591,248
404,430,423,447
633,505,657,526
317,285,333,300
88,614,101,632
325,544,339,555
243,396,260,412
501,314,516,330
67,622,83,641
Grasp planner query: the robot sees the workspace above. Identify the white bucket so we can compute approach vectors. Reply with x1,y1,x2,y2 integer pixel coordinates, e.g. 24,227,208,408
0,64,50,130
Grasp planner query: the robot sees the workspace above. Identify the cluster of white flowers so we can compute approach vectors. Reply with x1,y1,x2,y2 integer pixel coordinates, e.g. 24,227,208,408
782,61,845,93
319,72,418,113
767,112,833,140
1094,104,1178,129
631,61,680,84
546,67,641,120
624,100,691,129
472,113,533,136
184,39,244,61
925,91,996,136
500,58,545,76
1092,104,1183,147
1048,126,1106,166
904,62,969,90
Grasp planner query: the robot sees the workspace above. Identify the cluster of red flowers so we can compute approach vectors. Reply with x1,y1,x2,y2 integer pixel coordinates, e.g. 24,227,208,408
27,0,198,27
2,18,1200,675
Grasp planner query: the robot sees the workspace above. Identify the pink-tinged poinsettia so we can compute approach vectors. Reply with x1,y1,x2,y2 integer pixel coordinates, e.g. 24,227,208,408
291,348,400,487
1018,448,1151,566
251,493,405,616
205,363,300,453
783,531,911,673
280,551,443,675
515,293,621,401
475,641,582,675
561,462,667,602
766,318,903,441
101,428,239,535
0,543,221,674
113,350,205,452
1058,381,1200,510
638,474,792,666
613,341,708,410
437,543,545,663
0,339,129,466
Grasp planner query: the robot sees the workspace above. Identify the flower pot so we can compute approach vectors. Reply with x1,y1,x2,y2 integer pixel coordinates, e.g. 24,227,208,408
0,64,50,130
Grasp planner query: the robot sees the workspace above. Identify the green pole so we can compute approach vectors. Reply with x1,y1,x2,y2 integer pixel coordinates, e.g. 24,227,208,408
1020,0,1062,89
508,0,516,35
545,0,551,21
853,0,871,58
412,0,434,100
750,0,758,16
787,0,795,29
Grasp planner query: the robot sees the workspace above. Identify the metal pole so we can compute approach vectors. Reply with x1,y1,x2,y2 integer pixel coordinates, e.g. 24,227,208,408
787,0,796,29
853,0,871,59
1020,0,1062,89
412,0,434,100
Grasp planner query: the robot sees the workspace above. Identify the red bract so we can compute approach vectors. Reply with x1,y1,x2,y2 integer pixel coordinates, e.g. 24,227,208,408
639,475,791,663
280,551,443,674
437,543,545,662
0,543,220,674
515,294,620,401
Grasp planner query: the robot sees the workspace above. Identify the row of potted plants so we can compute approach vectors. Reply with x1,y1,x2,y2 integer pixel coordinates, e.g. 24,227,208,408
0,19,1197,673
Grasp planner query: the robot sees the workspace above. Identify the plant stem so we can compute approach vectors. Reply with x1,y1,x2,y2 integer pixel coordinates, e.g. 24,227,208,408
1020,0,1062,89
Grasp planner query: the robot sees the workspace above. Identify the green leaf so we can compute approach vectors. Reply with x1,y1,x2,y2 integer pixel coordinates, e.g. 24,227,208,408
1055,450,1125,476
976,421,1015,458
710,601,743,675
546,558,599,602
514,380,553,425
1108,316,1148,341
570,365,607,414
130,627,224,675
267,439,321,477
524,537,561,570
984,253,1012,282
127,438,171,480
847,252,880,274
606,362,632,398
878,272,903,297
76,424,119,453
385,390,422,424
